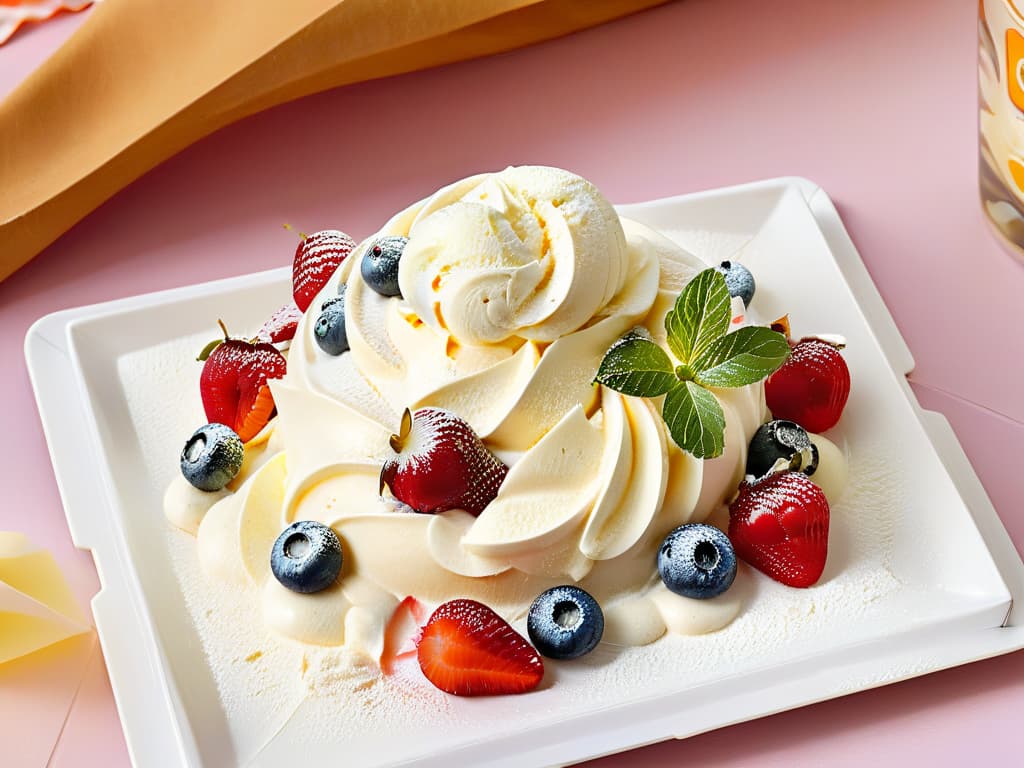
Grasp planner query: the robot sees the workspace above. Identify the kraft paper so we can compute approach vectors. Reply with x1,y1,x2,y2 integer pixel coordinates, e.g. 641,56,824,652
0,0,669,282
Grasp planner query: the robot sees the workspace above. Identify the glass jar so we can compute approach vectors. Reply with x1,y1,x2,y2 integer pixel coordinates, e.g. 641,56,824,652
980,0,1024,261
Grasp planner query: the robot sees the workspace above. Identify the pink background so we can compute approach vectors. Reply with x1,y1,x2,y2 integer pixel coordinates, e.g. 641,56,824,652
2,0,1023,765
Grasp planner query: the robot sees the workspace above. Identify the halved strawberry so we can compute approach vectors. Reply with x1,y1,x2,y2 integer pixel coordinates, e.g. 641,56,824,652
728,471,830,588
257,302,303,344
292,229,356,312
200,323,287,443
381,596,428,675
416,599,544,696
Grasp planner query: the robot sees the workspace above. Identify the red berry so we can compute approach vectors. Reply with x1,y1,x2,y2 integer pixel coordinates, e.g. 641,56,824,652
200,331,287,443
765,338,850,433
256,302,303,344
416,599,544,696
380,408,508,516
292,229,356,313
728,471,829,588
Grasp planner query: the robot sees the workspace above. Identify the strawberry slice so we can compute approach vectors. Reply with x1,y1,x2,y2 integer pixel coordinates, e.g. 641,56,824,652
728,471,830,588
200,323,287,443
257,302,303,344
381,596,428,675
416,599,544,696
292,229,356,313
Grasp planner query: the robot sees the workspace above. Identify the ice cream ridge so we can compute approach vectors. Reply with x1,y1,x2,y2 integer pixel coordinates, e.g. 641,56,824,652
166,166,852,696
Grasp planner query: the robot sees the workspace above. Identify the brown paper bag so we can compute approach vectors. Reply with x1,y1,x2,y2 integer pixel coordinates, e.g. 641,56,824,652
0,0,669,282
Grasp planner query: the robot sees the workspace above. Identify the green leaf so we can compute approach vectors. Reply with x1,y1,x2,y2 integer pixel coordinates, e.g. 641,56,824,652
693,326,791,388
595,333,677,397
664,269,731,365
196,338,223,362
661,381,726,459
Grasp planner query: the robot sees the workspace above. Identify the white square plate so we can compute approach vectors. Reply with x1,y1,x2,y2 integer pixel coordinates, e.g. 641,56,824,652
25,178,1024,767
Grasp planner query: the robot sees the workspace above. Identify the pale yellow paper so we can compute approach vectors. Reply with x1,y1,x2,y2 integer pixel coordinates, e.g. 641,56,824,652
0,533,91,665
0,0,669,282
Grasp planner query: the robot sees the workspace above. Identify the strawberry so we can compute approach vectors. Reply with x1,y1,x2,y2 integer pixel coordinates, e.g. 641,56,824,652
765,331,850,433
199,322,287,443
416,599,544,696
256,302,303,344
292,229,356,312
380,408,508,516
381,596,428,675
728,471,830,588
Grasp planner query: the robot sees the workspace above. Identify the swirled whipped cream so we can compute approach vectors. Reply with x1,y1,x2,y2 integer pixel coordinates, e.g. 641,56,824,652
398,166,628,345
171,167,795,663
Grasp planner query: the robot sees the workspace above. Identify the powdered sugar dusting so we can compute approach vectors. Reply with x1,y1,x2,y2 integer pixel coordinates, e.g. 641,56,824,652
666,229,753,265
310,351,399,427
119,313,907,766
293,230,356,310
417,599,544,696
256,302,303,344
385,407,508,515
202,341,287,398
729,471,829,585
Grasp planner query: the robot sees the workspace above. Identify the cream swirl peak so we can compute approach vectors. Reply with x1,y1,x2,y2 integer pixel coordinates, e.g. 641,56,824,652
397,166,629,346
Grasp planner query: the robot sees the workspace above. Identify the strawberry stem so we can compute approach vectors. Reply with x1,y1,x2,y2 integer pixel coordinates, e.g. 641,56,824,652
283,223,308,240
770,314,791,341
217,319,230,341
389,408,413,453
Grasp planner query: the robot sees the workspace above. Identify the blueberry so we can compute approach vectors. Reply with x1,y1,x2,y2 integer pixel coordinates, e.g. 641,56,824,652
314,290,348,355
270,521,343,593
746,419,819,479
360,235,407,297
715,260,756,307
527,585,604,660
180,423,244,492
658,524,736,599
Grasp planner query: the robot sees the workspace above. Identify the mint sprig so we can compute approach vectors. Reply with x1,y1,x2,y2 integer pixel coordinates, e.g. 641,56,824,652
594,268,790,459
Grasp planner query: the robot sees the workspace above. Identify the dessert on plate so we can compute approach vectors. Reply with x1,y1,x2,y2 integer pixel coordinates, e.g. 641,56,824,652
164,166,851,697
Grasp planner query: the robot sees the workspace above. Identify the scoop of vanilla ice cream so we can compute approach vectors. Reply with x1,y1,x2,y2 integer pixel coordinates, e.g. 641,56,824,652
397,166,629,345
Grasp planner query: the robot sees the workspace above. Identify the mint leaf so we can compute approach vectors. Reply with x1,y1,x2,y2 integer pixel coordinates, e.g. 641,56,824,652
595,333,677,397
662,381,726,459
664,269,731,365
693,326,791,388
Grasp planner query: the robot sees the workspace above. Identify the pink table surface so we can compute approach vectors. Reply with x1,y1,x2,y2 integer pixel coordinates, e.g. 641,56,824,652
2,1,1023,766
